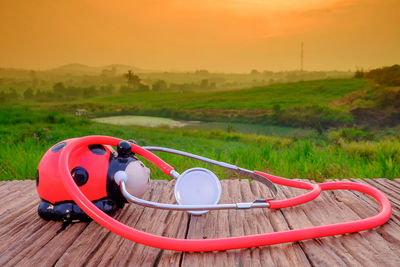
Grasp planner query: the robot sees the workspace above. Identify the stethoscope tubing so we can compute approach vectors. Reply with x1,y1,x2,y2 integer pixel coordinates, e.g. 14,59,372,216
58,135,392,252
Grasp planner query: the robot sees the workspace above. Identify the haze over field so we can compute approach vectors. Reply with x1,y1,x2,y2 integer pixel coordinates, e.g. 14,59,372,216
0,0,399,72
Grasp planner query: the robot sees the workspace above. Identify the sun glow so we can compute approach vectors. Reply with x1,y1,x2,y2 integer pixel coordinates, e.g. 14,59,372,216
194,0,344,11
0,0,398,71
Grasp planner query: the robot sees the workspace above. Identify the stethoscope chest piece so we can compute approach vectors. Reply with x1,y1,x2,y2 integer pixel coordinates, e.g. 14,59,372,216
174,167,222,215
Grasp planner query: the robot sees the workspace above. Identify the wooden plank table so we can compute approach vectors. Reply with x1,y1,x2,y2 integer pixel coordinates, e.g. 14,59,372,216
0,179,399,266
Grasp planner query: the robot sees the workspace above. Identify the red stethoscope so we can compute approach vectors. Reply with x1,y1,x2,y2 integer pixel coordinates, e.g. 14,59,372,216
58,135,392,252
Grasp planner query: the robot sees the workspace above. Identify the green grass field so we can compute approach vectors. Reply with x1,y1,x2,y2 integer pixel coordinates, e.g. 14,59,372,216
1,106,399,182
78,79,368,110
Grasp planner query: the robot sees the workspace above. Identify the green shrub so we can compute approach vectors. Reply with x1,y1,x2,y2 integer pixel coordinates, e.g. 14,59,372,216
328,127,375,142
277,104,353,128
365,64,400,86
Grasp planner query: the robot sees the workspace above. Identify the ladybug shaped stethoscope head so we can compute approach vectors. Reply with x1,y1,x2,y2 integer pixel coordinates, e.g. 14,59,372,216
36,138,150,222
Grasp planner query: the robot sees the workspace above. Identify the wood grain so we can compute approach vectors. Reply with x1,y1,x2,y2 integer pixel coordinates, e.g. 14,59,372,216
0,179,398,266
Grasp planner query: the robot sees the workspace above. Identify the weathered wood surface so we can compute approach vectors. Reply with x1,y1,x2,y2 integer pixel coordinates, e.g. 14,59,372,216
0,179,399,266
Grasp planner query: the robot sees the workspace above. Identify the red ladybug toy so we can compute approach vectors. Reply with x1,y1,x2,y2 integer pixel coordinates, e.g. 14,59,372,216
36,138,150,222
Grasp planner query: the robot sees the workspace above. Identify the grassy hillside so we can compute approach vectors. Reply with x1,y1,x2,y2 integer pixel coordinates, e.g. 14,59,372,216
1,77,371,129
80,79,368,110
59,78,367,128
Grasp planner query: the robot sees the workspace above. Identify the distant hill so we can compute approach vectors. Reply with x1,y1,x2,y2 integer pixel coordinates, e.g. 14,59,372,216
48,63,152,75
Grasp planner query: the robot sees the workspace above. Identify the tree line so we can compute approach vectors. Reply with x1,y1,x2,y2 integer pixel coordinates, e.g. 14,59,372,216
121,70,215,93
354,64,400,86
0,70,217,103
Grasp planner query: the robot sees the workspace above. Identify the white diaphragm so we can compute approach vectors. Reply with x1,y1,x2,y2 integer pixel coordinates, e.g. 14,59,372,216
174,167,222,215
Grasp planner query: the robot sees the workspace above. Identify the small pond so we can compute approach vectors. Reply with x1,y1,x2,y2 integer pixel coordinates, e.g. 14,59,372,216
92,115,199,128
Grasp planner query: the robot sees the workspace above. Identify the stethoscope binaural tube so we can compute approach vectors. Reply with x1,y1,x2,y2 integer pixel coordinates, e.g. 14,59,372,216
120,145,277,211
58,135,392,252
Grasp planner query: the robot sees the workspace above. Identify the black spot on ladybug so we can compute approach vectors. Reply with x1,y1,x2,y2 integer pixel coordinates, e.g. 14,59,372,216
71,167,89,186
88,144,106,155
36,169,39,187
51,142,67,153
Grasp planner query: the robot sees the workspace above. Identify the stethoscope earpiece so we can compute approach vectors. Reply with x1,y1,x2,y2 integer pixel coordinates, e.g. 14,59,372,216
114,170,128,184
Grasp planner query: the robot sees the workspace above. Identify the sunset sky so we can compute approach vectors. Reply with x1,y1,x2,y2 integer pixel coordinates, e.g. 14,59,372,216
0,0,399,72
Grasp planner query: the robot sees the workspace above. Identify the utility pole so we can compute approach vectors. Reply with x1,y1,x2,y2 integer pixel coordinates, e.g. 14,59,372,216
300,42,304,81
300,42,304,72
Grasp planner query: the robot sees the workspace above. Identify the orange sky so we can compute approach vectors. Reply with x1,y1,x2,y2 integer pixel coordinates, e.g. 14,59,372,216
0,0,399,72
